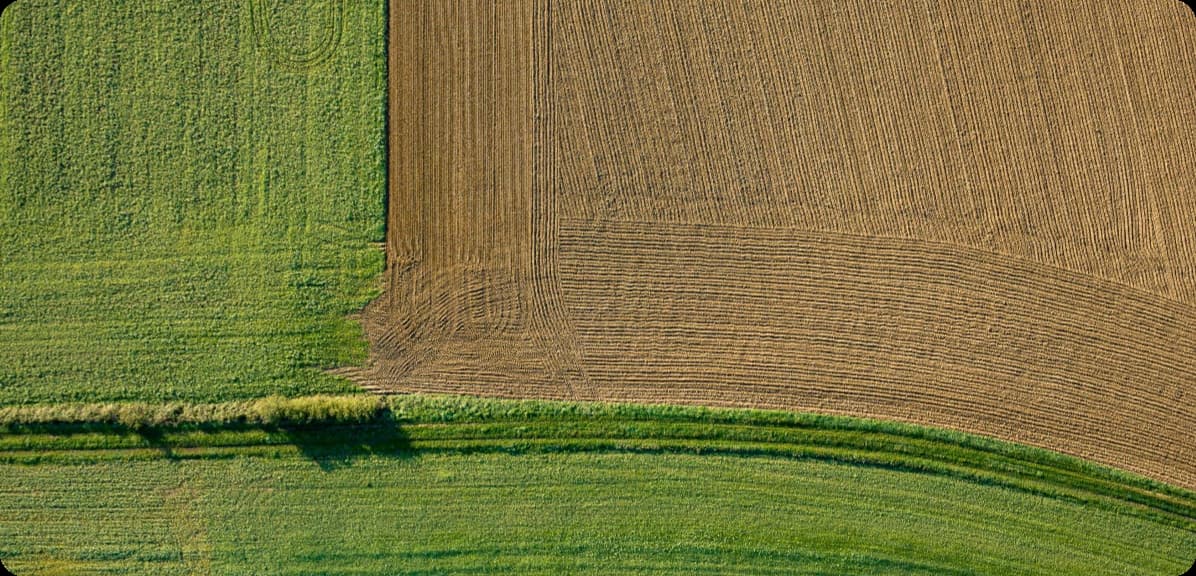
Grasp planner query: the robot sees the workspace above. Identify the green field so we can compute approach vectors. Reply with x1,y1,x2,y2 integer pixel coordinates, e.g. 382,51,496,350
0,395,1193,575
0,0,386,404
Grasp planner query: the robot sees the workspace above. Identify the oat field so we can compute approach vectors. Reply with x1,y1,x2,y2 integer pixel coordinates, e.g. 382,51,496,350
0,0,386,403
362,0,1196,491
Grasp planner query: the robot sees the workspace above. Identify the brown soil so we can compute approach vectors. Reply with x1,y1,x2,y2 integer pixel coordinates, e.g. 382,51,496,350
361,0,1196,490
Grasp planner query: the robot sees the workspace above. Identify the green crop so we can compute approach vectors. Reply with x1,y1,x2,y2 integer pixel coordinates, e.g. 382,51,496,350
0,0,386,404
0,394,1193,575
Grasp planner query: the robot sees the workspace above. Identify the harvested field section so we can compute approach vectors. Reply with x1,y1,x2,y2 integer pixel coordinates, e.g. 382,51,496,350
552,0,1196,302
557,221,1196,489
363,0,589,397
365,0,552,391
365,0,1196,490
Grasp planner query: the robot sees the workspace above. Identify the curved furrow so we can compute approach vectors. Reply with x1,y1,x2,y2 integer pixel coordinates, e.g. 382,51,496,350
557,220,1196,490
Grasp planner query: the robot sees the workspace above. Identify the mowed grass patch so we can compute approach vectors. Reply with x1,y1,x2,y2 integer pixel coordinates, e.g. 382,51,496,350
0,395,1193,574
0,0,385,403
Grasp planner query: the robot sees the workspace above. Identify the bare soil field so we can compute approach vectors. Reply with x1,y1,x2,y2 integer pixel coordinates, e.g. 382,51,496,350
361,0,1196,490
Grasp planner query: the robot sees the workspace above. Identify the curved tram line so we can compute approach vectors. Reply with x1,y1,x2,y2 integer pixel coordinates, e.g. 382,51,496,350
250,0,345,69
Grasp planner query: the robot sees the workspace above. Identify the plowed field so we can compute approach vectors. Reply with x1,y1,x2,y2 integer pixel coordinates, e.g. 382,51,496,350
361,0,1196,490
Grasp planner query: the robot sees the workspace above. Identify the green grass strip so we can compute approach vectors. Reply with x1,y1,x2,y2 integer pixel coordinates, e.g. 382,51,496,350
2,394,1193,532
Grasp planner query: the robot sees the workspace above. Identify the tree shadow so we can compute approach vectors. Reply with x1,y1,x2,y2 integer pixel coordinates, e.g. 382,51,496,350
135,426,176,460
277,417,415,472
1,416,415,472
1,421,181,460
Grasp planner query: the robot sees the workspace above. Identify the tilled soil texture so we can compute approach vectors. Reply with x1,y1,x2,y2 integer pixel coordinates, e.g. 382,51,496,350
360,0,1196,490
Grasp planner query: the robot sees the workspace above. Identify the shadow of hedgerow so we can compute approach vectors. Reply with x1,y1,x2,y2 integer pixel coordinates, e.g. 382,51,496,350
0,395,412,470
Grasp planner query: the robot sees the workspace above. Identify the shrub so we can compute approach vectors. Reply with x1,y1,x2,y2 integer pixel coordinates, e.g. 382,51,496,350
251,395,385,426
0,395,386,430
